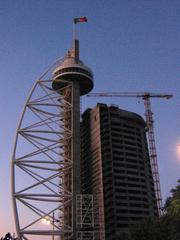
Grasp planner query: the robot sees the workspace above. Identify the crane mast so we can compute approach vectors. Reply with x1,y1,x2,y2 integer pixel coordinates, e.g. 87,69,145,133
143,96,162,215
87,92,173,216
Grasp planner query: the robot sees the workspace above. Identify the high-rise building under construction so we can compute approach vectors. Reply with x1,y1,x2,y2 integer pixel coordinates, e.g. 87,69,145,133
81,103,158,239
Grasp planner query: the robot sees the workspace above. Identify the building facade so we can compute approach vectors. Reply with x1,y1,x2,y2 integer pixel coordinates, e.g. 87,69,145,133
81,103,158,239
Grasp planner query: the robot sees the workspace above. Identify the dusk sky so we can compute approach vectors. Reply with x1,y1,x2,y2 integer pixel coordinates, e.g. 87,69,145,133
0,0,180,237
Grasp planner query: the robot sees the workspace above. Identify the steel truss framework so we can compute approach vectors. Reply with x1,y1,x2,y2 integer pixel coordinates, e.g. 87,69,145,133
76,195,100,240
11,60,100,240
11,76,74,239
143,97,162,215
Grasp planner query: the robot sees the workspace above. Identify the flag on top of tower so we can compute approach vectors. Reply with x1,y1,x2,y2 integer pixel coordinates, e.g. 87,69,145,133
74,16,88,24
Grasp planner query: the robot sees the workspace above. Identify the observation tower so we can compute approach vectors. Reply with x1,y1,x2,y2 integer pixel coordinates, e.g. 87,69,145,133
52,38,94,239
11,18,95,240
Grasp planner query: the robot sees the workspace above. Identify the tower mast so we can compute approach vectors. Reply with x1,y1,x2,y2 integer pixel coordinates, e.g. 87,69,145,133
52,17,93,239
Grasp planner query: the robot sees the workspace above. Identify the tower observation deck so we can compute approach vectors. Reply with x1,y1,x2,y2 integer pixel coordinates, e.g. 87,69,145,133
52,39,93,95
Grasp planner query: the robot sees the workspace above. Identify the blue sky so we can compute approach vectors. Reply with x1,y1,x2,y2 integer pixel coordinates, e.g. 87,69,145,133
0,0,179,236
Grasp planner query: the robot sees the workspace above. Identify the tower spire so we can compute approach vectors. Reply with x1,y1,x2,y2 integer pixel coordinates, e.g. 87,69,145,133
74,39,79,62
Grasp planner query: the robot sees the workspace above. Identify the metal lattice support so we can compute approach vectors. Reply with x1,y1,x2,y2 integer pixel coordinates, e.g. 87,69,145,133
12,32,94,238
11,73,75,239
76,194,100,240
77,231,94,240
77,231,101,240
76,194,94,229
143,97,163,215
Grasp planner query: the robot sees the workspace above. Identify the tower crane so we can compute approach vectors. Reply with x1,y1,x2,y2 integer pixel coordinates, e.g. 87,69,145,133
86,92,173,216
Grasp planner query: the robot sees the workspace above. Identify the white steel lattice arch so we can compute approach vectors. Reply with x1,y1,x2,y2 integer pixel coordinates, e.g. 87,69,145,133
11,59,74,240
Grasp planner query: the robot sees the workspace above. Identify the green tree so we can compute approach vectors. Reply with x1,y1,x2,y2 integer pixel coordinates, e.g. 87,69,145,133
165,179,180,218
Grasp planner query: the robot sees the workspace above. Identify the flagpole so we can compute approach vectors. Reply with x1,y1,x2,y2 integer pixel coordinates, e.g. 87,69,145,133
72,17,87,58
73,17,87,44
73,20,76,49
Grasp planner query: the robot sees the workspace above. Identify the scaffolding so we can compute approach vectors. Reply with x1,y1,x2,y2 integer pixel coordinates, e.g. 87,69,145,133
76,194,100,240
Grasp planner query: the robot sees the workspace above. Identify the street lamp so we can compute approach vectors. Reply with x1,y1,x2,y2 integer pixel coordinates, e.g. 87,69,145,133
52,212,55,240
41,212,55,240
